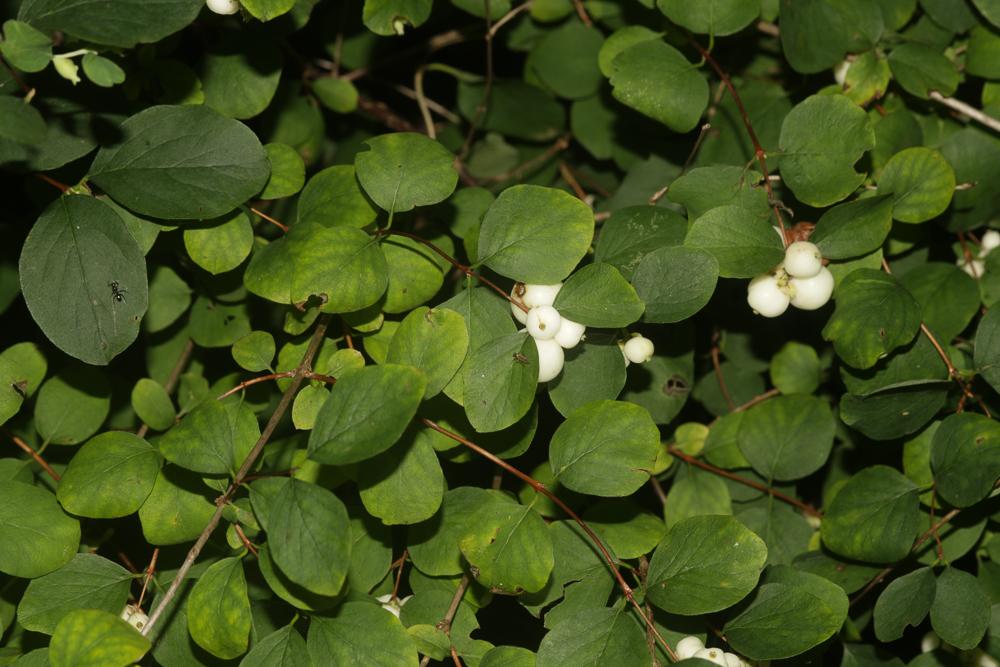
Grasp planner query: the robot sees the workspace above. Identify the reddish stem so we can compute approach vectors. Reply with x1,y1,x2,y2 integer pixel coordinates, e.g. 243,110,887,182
5,430,60,481
250,206,289,233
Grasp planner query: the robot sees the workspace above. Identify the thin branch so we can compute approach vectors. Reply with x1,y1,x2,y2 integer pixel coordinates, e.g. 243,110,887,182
142,316,332,638
233,523,259,556
216,370,336,401
488,1,533,37
250,206,289,233
5,429,60,481
414,66,437,139
481,133,571,184
357,95,421,133
419,417,677,662
558,162,589,201
384,80,461,123
342,28,471,83
137,548,160,608
34,173,69,193
929,91,1000,135
570,0,593,26
0,54,32,95
418,574,472,667
710,331,735,412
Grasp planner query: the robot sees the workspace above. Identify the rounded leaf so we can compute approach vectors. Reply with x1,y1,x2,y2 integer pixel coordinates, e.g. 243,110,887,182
878,147,955,223
354,132,458,212
49,609,149,667
57,432,161,518
0,481,80,578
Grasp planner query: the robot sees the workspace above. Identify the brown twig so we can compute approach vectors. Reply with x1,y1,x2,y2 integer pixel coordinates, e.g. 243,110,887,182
570,0,593,26
34,173,69,193
419,417,677,662
233,523,259,556
5,430,59,481
558,162,589,201
216,370,336,401
357,95,421,133
481,134,571,184
488,1,533,37
142,315,332,638
137,548,160,607
250,206,289,233
710,331,736,412
390,550,408,601
342,28,470,83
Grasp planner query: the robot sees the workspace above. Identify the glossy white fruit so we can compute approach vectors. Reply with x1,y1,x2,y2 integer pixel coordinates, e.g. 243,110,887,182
675,636,706,661
921,631,940,653
724,652,743,667
694,647,728,667
510,300,529,324
535,337,564,382
783,241,823,278
554,317,585,349
522,283,562,308
957,256,985,279
526,305,562,340
623,335,654,364
982,230,1000,254
789,266,834,310
747,274,790,318
206,0,240,14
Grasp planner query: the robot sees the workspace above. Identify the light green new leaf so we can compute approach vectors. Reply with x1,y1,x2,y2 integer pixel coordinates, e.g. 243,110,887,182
355,132,458,212
297,165,378,228
89,105,270,220
358,433,445,525
387,307,469,397
131,378,175,431
810,195,893,260
658,0,759,35
549,400,659,497
57,432,160,518
241,0,296,21
975,295,1000,395
17,553,133,635
307,602,418,665
632,246,719,323
609,39,709,133
873,566,935,642
477,184,594,283
363,0,433,35
737,395,835,482
187,557,251,660
930,413,1000,508
183,209,254,275
930,567,990,650
381,234,452,313
821,269,921,370
724,566,848,660
0,481,79,579
19,195,147,365
309,364,426,464
537,605,650,667
240,624,310,667
313,76,359,114
138,465,215,545
821,465,920,563
646,515,767,615
81,53,124,87
878,147,955,223
268,479,352,597
260,143,305,199
49,609,149,667
552,262,644,327
463,332,538,433
778,95,874,207
0,341,46,426
0,19,51,72
888,43,960,100
459,497,553,594
158,398,259,476
18,0,201,48
685,205,784,278
232,331,276,373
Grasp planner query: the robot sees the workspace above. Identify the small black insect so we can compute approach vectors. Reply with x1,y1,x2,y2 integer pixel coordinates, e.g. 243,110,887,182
108,281,127,304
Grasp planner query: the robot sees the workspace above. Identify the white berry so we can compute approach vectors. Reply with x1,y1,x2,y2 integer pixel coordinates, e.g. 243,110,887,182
783,241,823,278
694,648,728,667
675,636,705,661
522,283,562,308
957,256,985,279
119,604,149,632
981,230,1000,255
724,653,743,667
921,631,940,653
554,317,585,349
747,273,790,318
526,305,562,341
205,0,240,14
789,266,834,310
535,337,564,382
623,335,654,364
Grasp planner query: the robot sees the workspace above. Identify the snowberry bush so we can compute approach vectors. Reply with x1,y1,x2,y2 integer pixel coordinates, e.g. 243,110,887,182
0,0,999,665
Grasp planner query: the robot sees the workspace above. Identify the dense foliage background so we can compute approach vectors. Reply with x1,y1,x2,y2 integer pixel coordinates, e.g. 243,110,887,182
1,0,1000,665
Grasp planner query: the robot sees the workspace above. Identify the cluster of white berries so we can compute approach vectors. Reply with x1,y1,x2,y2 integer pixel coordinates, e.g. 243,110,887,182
119,603,149,632
206,0,240,15
511,283,586,383
747,241,834,318
676,635,752,667
956,229,1000,279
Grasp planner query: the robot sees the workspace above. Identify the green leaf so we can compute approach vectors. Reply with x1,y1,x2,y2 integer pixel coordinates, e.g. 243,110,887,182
201,32,282,120
609,39,709,133
240,624,309,667
138,465,215,545
737,395,835,481
975,305,1000,395
525,22,603,99
386,307,468,398
130,378,175,431
268,479,351,597
839,333,947,396
821,465,920,563
684,205,785,278
549,400,659,497
477,184,594,283
778,0,848,73
260,143,305,200
0,341,46,426
313,76,359,113
930,413,1000,508
18,0,201,48
296,165,378,228
35,364,110,445
790,551,883,595
810,195,893,260
874,566,935,642
663,467,732,527
548,340,628,418
183,210,253,275
0,20,51,72
80,53,124,87
187,557,251,660
459,497,553,593
888,43,960,100
877,147,955,223
308,364,426,464
537,605,650,667
57,432,160,518
409,486,500,576
49,609,149,667
89,105,270,220
241,0,296,21
821,269,922,369
358,431,445,525
901,263,979,344
769,342,820,395
739,502,813,566
144,266,191,333
307,601,418,665
0,481,80,578
19,196,147,365
843,50,891,105
0,96,46,165
354,132,458,212
658,0,759,35
778,95,874,207
17,554,132,635
631,246,719,323
930,567,990,650
158,398,259,475
381,234,452,313
232,331,276,373
646,515,767,615
363,0,432,35
189,295,251,348
593,206,687,281
723,566,848,660
973,0,1000,27
667,166,770,222
456,80,565,142
552,262,643,327
583,499,665,560
463,332,538,433
968,24,1000,78
840,385,948,441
